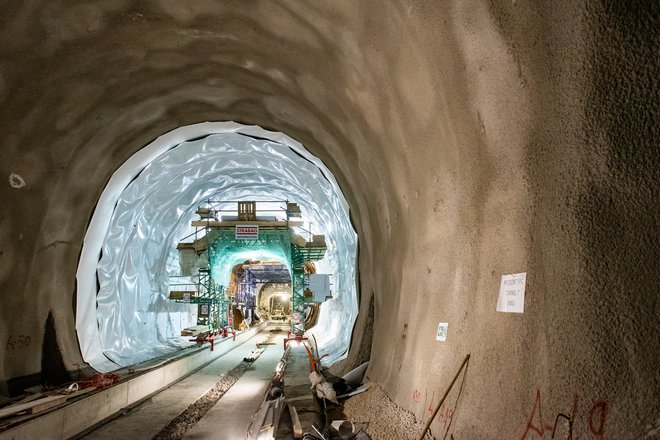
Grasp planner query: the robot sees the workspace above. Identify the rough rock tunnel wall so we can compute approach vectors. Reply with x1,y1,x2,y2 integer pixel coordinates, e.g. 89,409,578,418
0,1,657,438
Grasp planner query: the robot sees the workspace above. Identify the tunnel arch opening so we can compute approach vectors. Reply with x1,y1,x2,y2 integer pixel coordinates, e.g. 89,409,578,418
75,122,358,373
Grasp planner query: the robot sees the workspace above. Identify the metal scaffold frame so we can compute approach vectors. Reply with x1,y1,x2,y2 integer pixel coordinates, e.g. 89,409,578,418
171,199,326,335
290,244,326,334
168,268,227,329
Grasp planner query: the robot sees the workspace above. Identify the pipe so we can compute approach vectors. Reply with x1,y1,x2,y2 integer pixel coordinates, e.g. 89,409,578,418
312,334,319,360
303,343,317,372
269,386,284,399
336,385,371,400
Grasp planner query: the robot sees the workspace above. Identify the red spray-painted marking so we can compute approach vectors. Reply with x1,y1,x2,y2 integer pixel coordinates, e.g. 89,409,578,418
589,401,608,440
521,389,555,439
520,389,608,440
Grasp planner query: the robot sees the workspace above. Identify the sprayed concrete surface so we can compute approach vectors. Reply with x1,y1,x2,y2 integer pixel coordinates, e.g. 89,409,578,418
0,1,658,438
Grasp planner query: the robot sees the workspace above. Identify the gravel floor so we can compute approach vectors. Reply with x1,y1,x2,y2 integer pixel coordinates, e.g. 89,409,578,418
340,384,434,440
152,360,251,440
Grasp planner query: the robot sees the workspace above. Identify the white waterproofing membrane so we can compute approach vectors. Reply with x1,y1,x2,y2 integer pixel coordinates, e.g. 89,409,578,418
76,122,358,372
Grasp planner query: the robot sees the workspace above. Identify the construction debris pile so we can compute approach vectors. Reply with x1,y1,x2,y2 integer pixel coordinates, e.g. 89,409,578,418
340,384,434,440
247,332,375,440
0,373,120,431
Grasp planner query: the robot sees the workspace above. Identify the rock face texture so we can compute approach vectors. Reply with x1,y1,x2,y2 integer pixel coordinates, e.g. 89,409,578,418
0,1,657,438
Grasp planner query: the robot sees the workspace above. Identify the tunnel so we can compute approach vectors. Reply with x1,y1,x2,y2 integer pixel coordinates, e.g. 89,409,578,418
0,1,658,439
76,124,358,372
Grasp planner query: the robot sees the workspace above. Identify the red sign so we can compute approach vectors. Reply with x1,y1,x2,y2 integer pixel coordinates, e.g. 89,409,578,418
235,225,259,239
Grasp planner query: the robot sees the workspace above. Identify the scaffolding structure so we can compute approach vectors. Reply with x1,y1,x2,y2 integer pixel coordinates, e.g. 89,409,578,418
168,268,227,329
290,242,326,333
170,200,327,335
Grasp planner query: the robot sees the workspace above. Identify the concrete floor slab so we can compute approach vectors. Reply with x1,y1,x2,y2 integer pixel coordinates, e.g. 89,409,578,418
184,332,285,440
81,328,277,440
275,345,322,440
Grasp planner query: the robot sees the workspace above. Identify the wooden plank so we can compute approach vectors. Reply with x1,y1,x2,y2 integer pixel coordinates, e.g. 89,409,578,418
288,404,303,439
176,242,195,250
0,395,67,419
29,395,67,414
191,220,303,227
196,207,215,219
262,403,274,429
251,400,271,437
169,291,196,300
193,238,208,251
272,398,285,436
284,395,312,403
0,412,32,430
0,385,98,426
14,392,46,405
181,325,210,337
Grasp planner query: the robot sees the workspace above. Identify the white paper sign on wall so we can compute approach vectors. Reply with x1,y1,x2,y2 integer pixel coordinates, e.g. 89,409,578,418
496,272,527,313
436,322,449,341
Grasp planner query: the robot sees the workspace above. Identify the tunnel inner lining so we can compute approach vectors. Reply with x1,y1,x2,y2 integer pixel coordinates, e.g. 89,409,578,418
75,122,358,372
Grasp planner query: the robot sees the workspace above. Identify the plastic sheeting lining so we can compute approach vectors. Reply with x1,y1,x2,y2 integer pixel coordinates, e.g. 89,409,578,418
75,122,358,372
